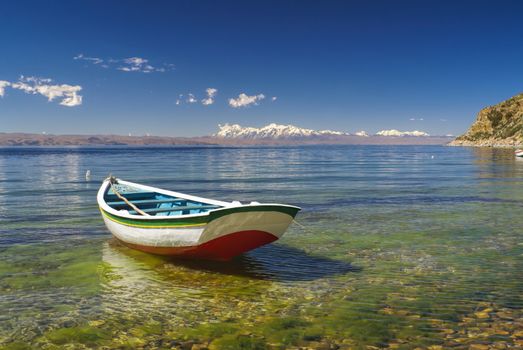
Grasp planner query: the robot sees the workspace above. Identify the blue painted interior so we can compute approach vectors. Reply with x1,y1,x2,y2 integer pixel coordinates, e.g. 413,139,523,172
104,188,222,216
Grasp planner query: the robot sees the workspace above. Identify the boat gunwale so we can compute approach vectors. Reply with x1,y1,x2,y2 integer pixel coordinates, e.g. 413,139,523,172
97,178,301,222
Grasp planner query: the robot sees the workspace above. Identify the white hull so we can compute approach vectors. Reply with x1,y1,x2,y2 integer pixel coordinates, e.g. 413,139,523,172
102,210,293,248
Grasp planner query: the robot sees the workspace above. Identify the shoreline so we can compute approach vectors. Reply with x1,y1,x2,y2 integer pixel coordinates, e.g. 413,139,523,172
448,139,522,148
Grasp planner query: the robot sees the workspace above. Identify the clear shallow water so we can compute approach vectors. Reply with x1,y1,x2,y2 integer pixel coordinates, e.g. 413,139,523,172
0,145,522,349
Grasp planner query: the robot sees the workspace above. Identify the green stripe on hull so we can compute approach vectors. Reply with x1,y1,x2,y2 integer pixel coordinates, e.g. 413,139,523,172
208,205,299,221
101,209,208,228
100,205,299,229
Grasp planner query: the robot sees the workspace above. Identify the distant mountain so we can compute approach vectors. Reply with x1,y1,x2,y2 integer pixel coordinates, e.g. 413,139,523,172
0,124,452,146
376,129,430,137
450,93,523,147
215,123,348,139
354,130,369,137
215,123,431,139
0,133,209,146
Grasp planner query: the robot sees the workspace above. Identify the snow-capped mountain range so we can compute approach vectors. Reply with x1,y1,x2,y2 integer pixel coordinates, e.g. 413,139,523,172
215,123,430,139
375,129,429,137
215,123,348,139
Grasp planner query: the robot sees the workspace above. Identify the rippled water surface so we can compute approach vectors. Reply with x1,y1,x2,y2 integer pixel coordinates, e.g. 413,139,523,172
1,145,523,349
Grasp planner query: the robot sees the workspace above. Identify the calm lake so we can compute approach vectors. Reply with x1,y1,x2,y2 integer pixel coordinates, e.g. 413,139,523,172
1,145,522,349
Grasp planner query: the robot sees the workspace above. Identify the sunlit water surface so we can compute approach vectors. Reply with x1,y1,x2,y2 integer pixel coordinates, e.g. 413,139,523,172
0,145,522,349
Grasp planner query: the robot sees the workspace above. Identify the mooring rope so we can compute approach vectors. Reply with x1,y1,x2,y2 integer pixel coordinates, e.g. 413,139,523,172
293,218,335,236
292,219,317,234
108,176,150,216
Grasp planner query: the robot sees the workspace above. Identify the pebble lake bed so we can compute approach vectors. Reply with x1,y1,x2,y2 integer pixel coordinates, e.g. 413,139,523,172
1,145,523,349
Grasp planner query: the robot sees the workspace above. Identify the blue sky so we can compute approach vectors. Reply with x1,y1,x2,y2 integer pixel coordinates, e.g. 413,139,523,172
1,0,523,136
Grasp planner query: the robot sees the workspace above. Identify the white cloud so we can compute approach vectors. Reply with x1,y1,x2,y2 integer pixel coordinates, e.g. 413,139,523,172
175,94,183,106
186,93,197,103
177,89,218,106
74,54,173,73
409,117,424,121
118,57,156,73
124,57,147,66
228,93,265,108
60,91,83,107
7,76,82,107
272,96,277,101
0,81,10,97
201,88,217,105
74,53,104,65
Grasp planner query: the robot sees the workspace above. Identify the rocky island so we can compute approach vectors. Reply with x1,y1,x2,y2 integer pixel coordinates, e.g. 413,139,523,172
450,93,523,147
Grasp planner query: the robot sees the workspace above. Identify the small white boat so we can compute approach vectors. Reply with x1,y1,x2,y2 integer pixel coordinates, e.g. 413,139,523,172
97,177,300,261
515,149,523,158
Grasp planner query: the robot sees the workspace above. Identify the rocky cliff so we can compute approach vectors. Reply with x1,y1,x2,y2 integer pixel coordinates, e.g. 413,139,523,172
450,93,523,147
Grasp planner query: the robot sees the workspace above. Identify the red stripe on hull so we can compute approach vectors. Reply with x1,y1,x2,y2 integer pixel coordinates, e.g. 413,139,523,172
116,230,278,261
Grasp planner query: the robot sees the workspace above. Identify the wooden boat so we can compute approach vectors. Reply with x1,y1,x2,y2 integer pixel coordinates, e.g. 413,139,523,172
97,177,300,261
515,149,523,157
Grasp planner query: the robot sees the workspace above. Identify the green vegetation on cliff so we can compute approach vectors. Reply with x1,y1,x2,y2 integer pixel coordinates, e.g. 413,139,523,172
452,93,523,146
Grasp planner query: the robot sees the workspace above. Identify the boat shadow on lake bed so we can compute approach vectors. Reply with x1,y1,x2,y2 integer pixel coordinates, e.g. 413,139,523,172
109,239,360,282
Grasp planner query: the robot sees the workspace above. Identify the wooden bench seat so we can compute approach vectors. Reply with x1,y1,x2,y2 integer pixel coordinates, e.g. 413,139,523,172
107,198,186,206
128,205,221,215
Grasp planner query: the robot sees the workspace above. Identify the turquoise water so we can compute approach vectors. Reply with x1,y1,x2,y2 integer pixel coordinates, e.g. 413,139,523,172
1,145,522,349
